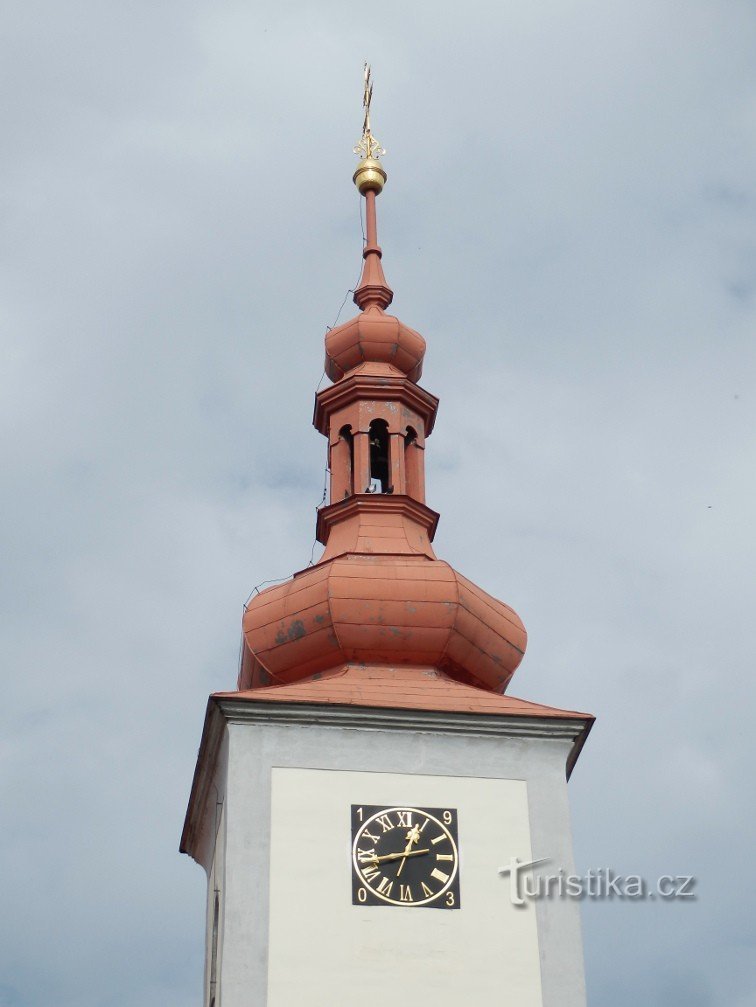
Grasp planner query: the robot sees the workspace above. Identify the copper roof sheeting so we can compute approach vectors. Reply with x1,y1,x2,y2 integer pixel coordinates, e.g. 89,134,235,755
325,306,426,383
240,555,526,694
223,664,588,720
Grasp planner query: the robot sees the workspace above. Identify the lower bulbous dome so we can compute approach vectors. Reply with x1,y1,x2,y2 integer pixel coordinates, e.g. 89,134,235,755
325,306,426,383
239,554,526,694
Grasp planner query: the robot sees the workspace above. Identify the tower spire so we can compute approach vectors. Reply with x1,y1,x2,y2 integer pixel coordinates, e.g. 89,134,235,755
238,67,527,697
352,63,392,311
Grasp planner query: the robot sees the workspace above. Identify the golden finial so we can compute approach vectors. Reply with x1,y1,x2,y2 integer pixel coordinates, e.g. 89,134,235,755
353,63,387,195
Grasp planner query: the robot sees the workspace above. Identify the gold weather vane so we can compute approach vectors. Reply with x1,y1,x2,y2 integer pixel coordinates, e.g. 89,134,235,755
353,62,386,160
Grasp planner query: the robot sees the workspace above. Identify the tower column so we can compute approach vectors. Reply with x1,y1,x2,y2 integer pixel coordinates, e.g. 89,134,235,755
405,436,425,502
353,430,371,494
388,431,406,494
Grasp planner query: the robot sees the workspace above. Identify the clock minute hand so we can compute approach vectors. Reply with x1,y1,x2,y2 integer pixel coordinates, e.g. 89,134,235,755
368,848,430,865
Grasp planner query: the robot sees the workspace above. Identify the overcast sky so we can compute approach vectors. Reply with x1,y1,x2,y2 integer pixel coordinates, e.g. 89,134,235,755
2,1,755,1004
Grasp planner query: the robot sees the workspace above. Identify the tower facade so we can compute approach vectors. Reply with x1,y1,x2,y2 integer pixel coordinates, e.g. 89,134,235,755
181,72,593,1007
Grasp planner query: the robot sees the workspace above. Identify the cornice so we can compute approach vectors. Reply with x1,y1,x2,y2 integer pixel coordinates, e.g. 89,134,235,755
215,698,592,779
179,699,226,861
313,374,439,436
315,493,440,546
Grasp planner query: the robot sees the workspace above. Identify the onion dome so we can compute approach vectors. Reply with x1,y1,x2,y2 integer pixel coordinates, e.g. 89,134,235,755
324,308,426,384
239,65,527,698
239,556,525,693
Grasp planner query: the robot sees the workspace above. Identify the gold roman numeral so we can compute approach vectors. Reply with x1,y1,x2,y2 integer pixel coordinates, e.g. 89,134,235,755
362,865,380,882
400,885,413,902
361,829,379,844
431,834,446,845
376,814,394,833
431,868,450,884
396,810,413,828
436,854,454,862
357,848,377,863
376,876,393,897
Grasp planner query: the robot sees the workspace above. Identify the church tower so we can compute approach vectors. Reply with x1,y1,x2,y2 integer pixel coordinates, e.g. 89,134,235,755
181,68,593,1007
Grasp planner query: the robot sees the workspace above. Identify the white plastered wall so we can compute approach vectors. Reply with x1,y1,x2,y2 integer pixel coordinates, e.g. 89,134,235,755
267,767,543,1006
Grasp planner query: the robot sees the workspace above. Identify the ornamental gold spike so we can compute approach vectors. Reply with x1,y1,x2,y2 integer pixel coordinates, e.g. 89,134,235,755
353,62,387,195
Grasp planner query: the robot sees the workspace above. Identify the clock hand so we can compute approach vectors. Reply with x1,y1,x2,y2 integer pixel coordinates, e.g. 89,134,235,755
366,848,430,865
396,823,422,878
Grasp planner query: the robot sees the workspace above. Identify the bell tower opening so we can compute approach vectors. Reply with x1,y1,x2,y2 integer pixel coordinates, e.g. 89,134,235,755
331,424,355,500
368,419,391,493
330,426,356,501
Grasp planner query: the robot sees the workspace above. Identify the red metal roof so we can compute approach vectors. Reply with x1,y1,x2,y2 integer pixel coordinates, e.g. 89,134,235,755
220,663,590,721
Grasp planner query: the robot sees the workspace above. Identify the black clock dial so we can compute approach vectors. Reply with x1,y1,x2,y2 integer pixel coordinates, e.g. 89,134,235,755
351,805,460,909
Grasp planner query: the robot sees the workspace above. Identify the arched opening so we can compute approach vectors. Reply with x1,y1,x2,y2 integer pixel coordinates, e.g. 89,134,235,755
338,424,354,497
330,424,354,500
368,419,391,493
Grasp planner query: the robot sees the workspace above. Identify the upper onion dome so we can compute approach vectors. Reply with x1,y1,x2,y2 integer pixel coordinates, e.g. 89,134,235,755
325,306,426,383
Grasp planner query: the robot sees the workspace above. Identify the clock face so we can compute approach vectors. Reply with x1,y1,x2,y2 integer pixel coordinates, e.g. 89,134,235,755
351,805,460,909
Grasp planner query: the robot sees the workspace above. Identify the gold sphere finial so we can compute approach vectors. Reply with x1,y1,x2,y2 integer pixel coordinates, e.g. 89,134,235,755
353,63,387,194
353,156,387,195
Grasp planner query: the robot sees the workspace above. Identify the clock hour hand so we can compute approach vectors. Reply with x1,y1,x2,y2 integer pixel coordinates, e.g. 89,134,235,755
396,822,422,878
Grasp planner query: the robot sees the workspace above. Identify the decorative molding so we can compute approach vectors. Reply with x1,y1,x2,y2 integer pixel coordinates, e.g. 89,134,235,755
179,700,225,863
215,698,592,779
315,493,440,546
217,697,588,744
313,374,439,436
